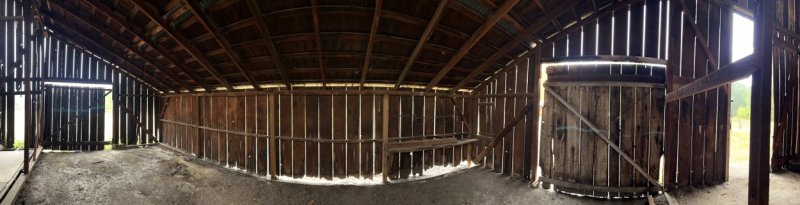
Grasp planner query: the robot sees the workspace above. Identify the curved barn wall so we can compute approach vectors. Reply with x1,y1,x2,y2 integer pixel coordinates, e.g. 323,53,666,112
160,89,476,180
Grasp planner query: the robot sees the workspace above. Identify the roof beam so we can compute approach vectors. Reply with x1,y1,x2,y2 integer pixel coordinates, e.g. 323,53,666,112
311,0,327,88
129,0,234,91
44,1,186,91
358,0,383,89
184,0,264,90
243,0,292,89
450,0,581,91
426,0,519,90
82,0,212,92
44,21,173,92
394,0,450,89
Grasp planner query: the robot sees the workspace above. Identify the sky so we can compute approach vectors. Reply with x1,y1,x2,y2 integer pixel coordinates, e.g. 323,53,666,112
732,13,754,87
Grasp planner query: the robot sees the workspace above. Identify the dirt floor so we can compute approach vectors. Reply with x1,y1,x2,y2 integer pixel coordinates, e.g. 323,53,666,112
667,162,800,205
13,145,798,205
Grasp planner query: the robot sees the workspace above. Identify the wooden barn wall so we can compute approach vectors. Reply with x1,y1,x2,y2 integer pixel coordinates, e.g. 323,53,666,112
526,0,670,196
1,0,43,149
468,52,538,179
42,86,107,150
111,70,160,146
663,0,733,189
506,0,736,191
771,0,800,172
43,35,114,83
160,89,471,180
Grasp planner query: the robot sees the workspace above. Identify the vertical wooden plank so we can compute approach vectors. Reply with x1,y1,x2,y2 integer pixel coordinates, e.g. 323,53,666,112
565,84,581,193
255,95,267,175
551,83,567,188
346,92,359,177
493,76,506,172
306,95,319,177
412,94,424,175
279,94,292,176
293,94,306,178
387,95,400,179
398,95,412,178
360,92,374,178
592,86,610,197
635,83,650,190
374,92,383,178
578,85,595,191
381,94,389,183
245,96,256,172
333,93,347,178
319,94,333,179
423,95,434,171
269,94,278,178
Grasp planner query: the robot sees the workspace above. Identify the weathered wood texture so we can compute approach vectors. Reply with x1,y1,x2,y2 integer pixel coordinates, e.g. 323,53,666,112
663,0,732,189
161,89,470,180
538,64,665,198
771,0,800,173
42,86,107,151
468,45,540,180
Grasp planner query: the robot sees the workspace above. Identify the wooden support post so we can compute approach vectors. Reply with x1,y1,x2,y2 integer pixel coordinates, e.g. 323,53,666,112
749,0,773,204
381,94,390,183
196,96,202,156
526,46,542,181
268,94,277,179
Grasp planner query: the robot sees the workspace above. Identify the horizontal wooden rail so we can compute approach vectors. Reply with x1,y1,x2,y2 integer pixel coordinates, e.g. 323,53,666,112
544,82,665,88
666,54,754,102
162,89,535,99
542,55,668,65
161,119,470,143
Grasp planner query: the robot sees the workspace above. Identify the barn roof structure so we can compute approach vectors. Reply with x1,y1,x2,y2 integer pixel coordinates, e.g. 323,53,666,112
39,0,611,92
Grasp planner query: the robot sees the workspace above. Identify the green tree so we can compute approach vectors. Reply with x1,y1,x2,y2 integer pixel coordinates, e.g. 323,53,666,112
737,106,750,120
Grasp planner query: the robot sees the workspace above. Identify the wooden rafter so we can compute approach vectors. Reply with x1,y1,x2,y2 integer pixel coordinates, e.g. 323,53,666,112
426,0,519,90
43,2,184,91
358,0,383,89
184,0,263,90
451,0,580,92
82,0,212,92
311,0,327,88
244,0,291,89
394,0,450,89
129,0,234,91
44,22,172,92
678,0,720,69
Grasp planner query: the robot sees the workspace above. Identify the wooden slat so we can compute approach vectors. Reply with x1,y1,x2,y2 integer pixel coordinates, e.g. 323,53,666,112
310,0,327,87
451,0,582,92
426,0,519,89
184,0,262,90
244,0,291,88
394,0,450,89
358,0,383,89
80,0,206,91
129,0,233,91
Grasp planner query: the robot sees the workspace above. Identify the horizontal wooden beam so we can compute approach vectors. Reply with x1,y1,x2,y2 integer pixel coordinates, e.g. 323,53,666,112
665,54,754,102
541,55,668,65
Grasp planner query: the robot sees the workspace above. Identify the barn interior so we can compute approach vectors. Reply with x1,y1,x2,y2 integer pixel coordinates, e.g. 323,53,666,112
1,0,799,204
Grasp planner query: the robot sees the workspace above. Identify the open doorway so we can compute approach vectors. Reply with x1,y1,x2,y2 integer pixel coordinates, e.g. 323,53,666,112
729,11,755,175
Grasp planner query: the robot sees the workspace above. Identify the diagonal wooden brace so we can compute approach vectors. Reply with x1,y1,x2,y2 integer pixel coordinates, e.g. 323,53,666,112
473,102,534,164
544,86,662,189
